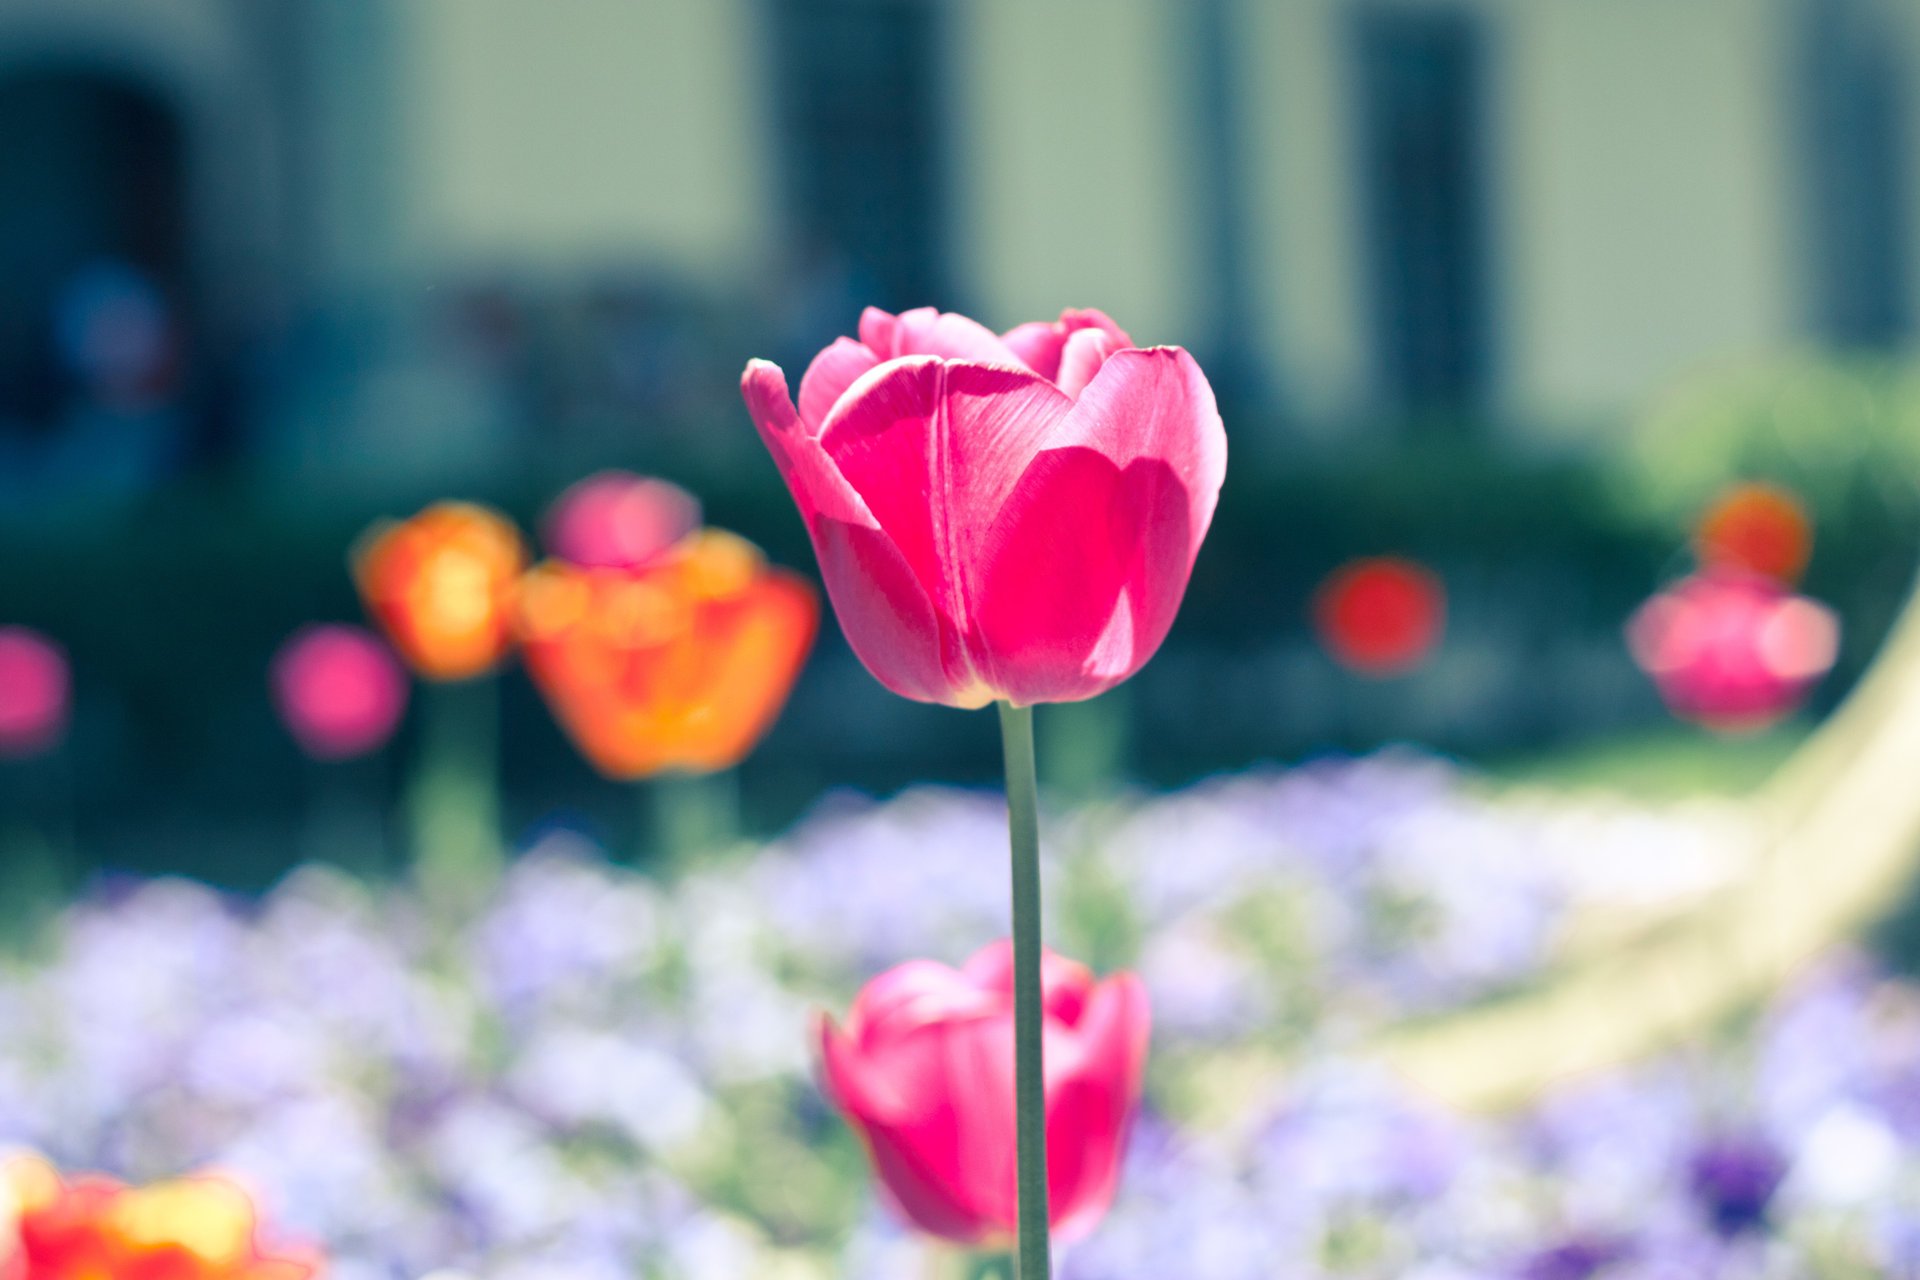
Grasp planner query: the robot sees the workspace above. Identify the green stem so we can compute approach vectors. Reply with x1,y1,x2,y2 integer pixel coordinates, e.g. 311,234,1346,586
997,701,1049,1280
408,675,502,902
649,768,742,868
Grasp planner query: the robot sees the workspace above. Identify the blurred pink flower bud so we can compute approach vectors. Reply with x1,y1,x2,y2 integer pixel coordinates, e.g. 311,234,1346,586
271,625,409,760
744,305,1226,708
543,471,701,570
0,628,69,758
1626,570,1839,733
817,940,1149,1247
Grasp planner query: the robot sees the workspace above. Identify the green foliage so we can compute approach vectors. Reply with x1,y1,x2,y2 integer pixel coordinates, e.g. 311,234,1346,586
1618,351,1920,529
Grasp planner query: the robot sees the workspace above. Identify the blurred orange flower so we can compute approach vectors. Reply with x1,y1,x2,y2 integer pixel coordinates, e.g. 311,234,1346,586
517,528,818,778
1,1155,319,1280
353,502,528,681
1694,482,1812,585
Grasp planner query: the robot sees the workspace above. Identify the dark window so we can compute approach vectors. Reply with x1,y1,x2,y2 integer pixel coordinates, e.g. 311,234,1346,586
1800,0,1911,349
771,0,948,313
1354,8,1493,416
0,72,187,428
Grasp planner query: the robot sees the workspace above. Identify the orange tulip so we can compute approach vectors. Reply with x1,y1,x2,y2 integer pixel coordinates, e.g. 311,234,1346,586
1694,482,1812,585
517,528,818,778
352,502,528,681
0,1155,320,1280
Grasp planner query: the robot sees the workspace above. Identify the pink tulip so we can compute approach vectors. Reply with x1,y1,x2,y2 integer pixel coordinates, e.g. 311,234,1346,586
543,470,701,570
1626,570,1839,732
0,628,69,758
817,940,1149,1247
271,625,410,760
743,306,1226,707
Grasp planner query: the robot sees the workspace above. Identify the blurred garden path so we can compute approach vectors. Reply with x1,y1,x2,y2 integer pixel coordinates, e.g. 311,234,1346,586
1379,566,1920,1109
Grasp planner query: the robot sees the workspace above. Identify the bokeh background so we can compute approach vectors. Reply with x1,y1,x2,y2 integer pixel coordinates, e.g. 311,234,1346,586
6,3,1920,1278
6,0,1920,887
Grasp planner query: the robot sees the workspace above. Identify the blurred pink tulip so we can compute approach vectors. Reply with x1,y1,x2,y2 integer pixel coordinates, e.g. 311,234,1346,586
543,471,701,570
272,625,409,760
744,305,1226,708
0,628,69,758
817,940,1149,1247
1626,570,1839,732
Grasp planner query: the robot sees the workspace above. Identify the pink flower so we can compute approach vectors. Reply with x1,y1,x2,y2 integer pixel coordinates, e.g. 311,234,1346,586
0,628,68,758
1626,570,1839,732
543,471,701,570
271,625,410,760
817,940,1149,1247
743,306,1226,707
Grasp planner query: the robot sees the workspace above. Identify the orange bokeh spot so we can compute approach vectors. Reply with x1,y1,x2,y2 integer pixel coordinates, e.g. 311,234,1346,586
352,502,528,682
1,1156,320,1280
516,528,819,779
1694,482,1812,585
1312,556,1447,677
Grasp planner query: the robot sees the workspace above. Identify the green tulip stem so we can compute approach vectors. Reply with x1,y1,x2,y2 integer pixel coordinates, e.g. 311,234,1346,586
408,675,503,904
997,701,1050,1279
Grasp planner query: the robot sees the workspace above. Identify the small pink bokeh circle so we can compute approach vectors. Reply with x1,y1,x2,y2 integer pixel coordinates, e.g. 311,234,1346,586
271,624,410,760
0,627,69,758
543,471,700,570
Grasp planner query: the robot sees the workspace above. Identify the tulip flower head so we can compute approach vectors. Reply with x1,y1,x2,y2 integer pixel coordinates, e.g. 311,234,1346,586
0,1154,319,1280
744,306,1226,708
1313,556,1447,677
0,629,69,759
516,529,817,778
1694,482,1812,585
353,502,528,681
817,941,1149,1247
1627,570,1839,732
543,471,701,571
270,625,409,761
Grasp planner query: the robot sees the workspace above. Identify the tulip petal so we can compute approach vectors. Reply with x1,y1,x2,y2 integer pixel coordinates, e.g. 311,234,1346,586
1047,973,1150,1243
1052,346,1226,549
1055,327,1127,400
1002,309,1134,384
862,305,1024,365
821,1015,997,1243
820,358,1075,700
941,1014,1020,1232
798,337,882,431
743,360,958,703
852,959,999,1048
970,347,1225,704
962,941,1096,1028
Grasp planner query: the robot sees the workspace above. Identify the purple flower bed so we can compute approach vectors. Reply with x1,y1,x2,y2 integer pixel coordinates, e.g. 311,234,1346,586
0,753,1904,1278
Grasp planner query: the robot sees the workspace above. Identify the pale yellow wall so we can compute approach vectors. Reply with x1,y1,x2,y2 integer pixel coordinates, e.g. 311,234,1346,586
1235,0,1369,426
949,0,1198,342
1493,0,1796,431
397,0,769,280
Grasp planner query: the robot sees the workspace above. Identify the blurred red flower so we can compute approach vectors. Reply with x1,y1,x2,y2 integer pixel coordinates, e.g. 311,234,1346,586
1694,482,1812,585
270,625,409,761
542,471,701,571
516,529,817,778
818,941,1149,1248
352,502,528,682
1626,569,1839,732
0,1155,320,1280
0,628,69,759
1312,556,1446,676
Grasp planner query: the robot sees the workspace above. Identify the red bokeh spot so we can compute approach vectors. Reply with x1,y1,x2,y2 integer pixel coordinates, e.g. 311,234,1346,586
1312,557,1446,677
1694,482,1812,585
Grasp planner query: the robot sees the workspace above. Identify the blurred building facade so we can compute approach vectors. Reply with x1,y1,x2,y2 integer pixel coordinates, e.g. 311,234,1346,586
0,0,1915,492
